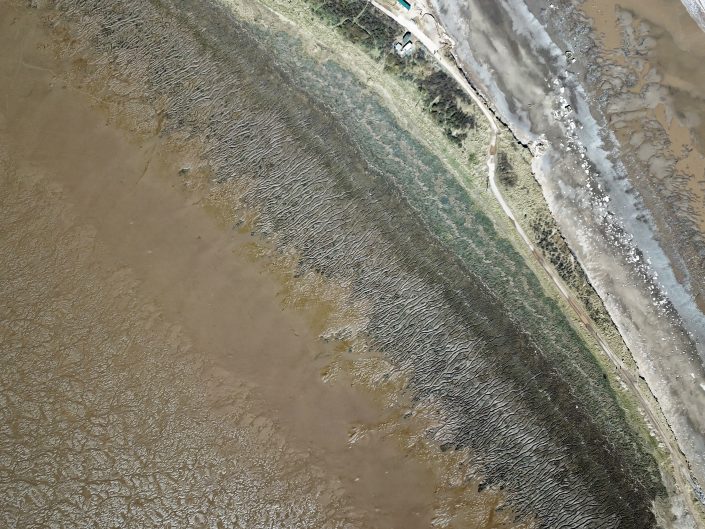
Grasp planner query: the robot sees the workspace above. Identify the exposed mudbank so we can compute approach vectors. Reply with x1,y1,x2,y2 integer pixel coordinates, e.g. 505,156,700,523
1,0,683,527
0,4,523,528
429,0,705,509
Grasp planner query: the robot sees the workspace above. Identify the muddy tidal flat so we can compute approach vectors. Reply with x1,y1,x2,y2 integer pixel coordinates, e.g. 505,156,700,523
1,0,704,528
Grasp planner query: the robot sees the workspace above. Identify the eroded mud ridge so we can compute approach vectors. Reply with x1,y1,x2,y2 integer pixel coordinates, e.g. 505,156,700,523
37,0,666,526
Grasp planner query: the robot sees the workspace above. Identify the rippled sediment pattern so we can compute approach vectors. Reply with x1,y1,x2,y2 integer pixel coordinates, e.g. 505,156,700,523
0,157,353,527
1,0,669,527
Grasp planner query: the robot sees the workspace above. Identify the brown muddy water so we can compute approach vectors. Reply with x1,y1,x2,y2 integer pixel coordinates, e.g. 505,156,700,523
0,4,523,528
582,0,705,296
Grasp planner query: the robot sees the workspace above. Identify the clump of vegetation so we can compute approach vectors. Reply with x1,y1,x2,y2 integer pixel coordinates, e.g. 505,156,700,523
311,0,477,148
530,215,612,327
496,152,517,186
418,70,475,144
312,0,397,52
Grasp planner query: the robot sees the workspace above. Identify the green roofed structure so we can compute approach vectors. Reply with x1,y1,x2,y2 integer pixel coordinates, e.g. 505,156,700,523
398,0,411,10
